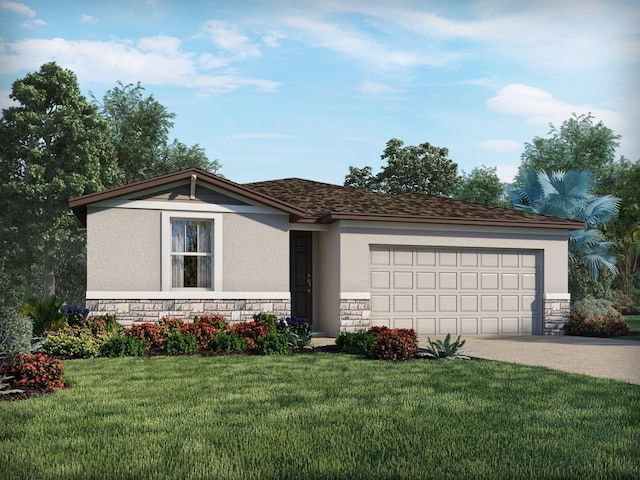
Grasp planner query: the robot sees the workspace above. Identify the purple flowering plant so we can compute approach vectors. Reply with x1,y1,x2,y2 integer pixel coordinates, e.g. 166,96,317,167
60,304,90,327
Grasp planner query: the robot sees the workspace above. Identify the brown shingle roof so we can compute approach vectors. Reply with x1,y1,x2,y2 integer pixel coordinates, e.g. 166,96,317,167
69,168,583,230
244,178,584,229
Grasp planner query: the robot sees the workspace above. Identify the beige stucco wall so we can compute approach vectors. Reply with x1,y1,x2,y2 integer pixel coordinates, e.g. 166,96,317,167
87,207,161,291
87,206,289,293
336,222,570,294
221,213,289,291
314,225,341,336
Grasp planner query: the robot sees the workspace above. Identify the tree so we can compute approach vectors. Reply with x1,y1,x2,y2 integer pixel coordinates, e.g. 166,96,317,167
453,165,507,206
344,138,459,196
0,62,121,303
507,169,620,283
93,82,220,181
518,113,621,179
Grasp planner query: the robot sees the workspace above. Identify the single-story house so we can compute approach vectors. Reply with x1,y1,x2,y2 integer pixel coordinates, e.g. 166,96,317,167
70,168,582,336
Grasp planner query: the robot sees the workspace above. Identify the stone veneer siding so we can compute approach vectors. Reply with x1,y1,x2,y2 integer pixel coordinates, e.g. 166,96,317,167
86,298,291,327
339,298,371,332
543,296,571,335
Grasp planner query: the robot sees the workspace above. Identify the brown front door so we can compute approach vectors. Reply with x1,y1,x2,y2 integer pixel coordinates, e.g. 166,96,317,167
290,231,312,323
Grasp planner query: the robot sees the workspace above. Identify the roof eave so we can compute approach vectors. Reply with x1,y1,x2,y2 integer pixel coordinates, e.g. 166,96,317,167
318,212,584,230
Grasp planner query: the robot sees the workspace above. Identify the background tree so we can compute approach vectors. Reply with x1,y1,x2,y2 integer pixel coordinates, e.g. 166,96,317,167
518,113,620,179
507,170,620,297
0,62,122,306
344,138,459,196
93,82,220,181
453,165,507,206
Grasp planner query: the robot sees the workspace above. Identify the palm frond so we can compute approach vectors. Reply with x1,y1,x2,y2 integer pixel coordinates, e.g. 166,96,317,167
579,195,620,226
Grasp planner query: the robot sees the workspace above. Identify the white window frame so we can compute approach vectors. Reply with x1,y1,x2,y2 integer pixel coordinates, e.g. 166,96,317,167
161,211,223,291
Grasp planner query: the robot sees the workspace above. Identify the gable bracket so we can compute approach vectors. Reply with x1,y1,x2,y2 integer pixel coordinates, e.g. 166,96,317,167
190,174,197,200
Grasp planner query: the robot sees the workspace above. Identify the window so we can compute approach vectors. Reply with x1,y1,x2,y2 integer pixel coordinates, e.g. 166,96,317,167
170,219,213,288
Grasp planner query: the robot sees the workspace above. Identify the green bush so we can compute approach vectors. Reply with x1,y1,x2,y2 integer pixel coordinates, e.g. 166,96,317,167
101,335,147,357
22,295,66,337
257,332,291,355
0,306,33,362
42,328,108,358
565,311,630,337
253,313,278,333
571,298,620,321
164,332,197,354
209,331,248,353
335,331,376,354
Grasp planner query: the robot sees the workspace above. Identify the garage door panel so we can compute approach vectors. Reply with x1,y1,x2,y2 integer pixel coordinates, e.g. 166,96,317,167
461,317,479,334
370,247,541,335
416,318,436,335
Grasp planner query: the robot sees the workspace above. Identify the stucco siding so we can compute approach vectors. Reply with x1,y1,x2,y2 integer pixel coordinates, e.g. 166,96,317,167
315,224,341,336
221,213,289,291
337,222,570,294
87,207,161,291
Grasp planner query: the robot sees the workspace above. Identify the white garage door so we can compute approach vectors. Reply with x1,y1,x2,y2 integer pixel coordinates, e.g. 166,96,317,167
370,246,541,335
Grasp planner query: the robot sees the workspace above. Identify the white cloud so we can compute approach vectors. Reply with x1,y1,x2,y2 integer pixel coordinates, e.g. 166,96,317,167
479,140,521,152
495,164,519,184
0,89,17,109
358,81,400,95
201,20,260,59
262,30,287,47
487,84,626,131
79,14,96,23
1,1,35,17
0,37,280,94
281,15,461,69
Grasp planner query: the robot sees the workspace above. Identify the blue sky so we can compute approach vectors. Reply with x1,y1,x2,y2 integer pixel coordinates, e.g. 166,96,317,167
1,0,638,185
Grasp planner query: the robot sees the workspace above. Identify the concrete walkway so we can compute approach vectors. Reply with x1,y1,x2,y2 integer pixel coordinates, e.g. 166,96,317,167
313,335,640,385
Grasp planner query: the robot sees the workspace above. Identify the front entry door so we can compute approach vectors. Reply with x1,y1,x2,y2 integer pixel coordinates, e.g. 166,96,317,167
290,231,312,323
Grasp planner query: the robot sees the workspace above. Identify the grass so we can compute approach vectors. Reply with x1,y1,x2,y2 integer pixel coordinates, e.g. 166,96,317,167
1,355,639,480
616,315,640,341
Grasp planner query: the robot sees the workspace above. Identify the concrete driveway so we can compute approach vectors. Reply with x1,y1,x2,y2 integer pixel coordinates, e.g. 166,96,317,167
449,335,640,385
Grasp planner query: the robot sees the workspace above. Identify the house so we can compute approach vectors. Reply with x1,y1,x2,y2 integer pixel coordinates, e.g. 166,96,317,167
70,168,583,336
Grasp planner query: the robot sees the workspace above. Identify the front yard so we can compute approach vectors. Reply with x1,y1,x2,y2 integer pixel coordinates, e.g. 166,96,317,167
1,354,638,479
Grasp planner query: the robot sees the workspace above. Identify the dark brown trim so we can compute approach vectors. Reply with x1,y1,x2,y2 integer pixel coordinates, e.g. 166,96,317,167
69,168,308,226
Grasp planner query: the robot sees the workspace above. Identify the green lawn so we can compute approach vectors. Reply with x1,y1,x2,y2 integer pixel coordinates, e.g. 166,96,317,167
624,315,640,331
1,355,638,480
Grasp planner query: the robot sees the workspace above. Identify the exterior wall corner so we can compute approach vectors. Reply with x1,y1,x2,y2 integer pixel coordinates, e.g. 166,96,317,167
543,293,571,335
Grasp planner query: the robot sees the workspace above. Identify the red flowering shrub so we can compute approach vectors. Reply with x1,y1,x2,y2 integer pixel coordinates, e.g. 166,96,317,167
231,321,268,350
367,327,418,361
2,353,64,392
158,317,186,335
186,316,228,350
125,323,163,350
565,311,629,337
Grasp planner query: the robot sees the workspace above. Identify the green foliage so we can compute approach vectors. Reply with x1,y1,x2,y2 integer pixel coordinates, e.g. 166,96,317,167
335,331,376,354
1,353,64,392
93,81,220,182
568,262,615,302
571,298,620,321
565,311,629,337
257,332,291,355
454,165,507,206
163,332,197,354
277,317,312,349
508,169,620,281
100,335,147,357
416,333,470,360
252,313,278,333
42,328,107,358
0,306,32,362
208,331,248,353
0,376,23,395
518,113,621,178
345,138,459,196
21,295,66,337
0,62,121,299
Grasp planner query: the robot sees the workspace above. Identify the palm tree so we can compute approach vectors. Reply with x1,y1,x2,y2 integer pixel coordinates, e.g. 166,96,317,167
507,169,620,280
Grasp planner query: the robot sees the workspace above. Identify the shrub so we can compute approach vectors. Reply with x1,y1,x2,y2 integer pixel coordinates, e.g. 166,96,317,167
257,332,291,355
367,327,418,361
571,298,620,322
22,295,66,337
42,327,108,358
253,313,278,333
1,376,23,395
125,323,164,350
209,331,248,353
164,332,197,354
187,316,227,350
335,331,376,355
84,315,122,335
231,321,268,350
2,353,64,392
0,306,32,363
101,335,147,357
278,316,312,349
60,304,90,327
416,334,470,360
565,311,630,337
